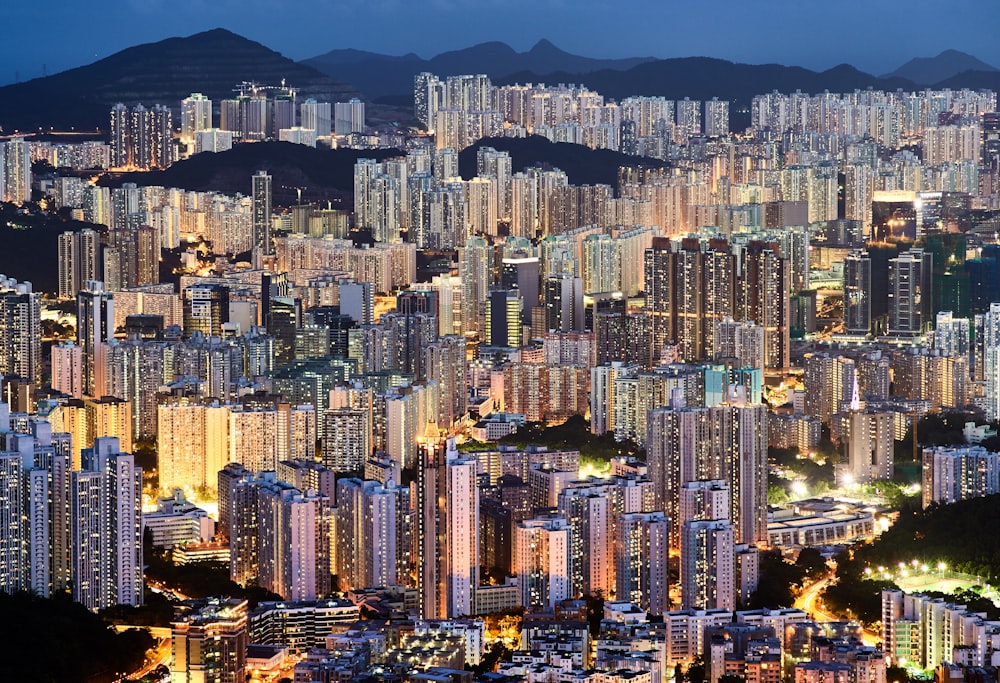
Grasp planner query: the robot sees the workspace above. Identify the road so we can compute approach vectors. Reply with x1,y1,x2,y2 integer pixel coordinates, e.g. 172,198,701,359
123,635,171,681
795,573,879,646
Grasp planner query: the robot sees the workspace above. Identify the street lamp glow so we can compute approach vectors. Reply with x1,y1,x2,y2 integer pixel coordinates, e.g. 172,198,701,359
791,481,808,497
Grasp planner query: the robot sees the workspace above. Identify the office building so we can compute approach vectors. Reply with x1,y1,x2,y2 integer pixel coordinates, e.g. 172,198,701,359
252,171,273,266
182,284,229,338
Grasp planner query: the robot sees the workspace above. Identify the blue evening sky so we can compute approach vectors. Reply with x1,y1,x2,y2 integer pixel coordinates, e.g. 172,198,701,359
2,0,998,85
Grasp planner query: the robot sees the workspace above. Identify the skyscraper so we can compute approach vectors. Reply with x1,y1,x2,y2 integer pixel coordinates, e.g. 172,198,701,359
736,241,790,371
334,98,365,136
514,516,571,613
1,136,31,203
57,229,101,299
646,388,767,549
843,250,872,335
180,93,212,148
71,437,143,610
616,511,670,614
485,288,523,348
335,478,398,591
417,435,480,618
0,276,41,384
301,99,332,138
888,248,932,337
76,281,114,396
252,171,273,267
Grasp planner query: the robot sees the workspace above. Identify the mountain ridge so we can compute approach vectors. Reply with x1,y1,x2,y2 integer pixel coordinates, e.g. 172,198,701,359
303,39,658,99
0,28,359,133
884,49,998,85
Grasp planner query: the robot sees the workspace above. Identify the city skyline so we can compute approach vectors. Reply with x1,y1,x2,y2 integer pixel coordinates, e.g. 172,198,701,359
3,0,1000,87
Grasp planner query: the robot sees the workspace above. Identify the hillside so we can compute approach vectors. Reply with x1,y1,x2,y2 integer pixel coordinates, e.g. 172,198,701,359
885,49,998,85
304,39,656,99
0,206,102,293
0,28,359,133
458,136,671,189
99,142,403,209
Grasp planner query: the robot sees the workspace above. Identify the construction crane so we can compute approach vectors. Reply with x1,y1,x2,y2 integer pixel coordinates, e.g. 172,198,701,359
232,80,298,100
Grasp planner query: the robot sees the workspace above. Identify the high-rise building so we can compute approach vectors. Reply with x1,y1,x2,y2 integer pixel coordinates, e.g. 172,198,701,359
322,408,370,472
424,336,468,429
736,241,790,371
485,288,523,348
252,171,272,266
1,136,32,203
646,388,768,549
643,237,734,362
109,103,172,170
514,515,571,613
458,237,494,337
71,437,143,610
76,281,114,396
843,250,872,335
921,446,1000,509
334,98,365,136
182,284,229,338
681,519,735,610
0,276,41,384
157,403,229,493
616,511,670,614
888,248,932,337
300,99,332,137
228,472,332,600
335,478,398,591
677,479,754,611
180,93,213,148
0,450,50,597
51,341,84,398
84,395,134,453
171,598,248,683
417,436,480,618
704,98,730,137
57,229,101,299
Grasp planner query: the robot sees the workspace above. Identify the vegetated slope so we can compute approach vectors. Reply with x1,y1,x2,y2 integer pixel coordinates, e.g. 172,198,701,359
99,141,403,208
458,135,670,189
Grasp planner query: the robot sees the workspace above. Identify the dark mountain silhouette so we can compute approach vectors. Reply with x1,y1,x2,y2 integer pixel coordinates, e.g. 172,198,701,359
303,39,656,99
458,136,670,190
932,69,1000,92
884,50,998,85
0,28,359,133
500,58,916,105
98,141,402,209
